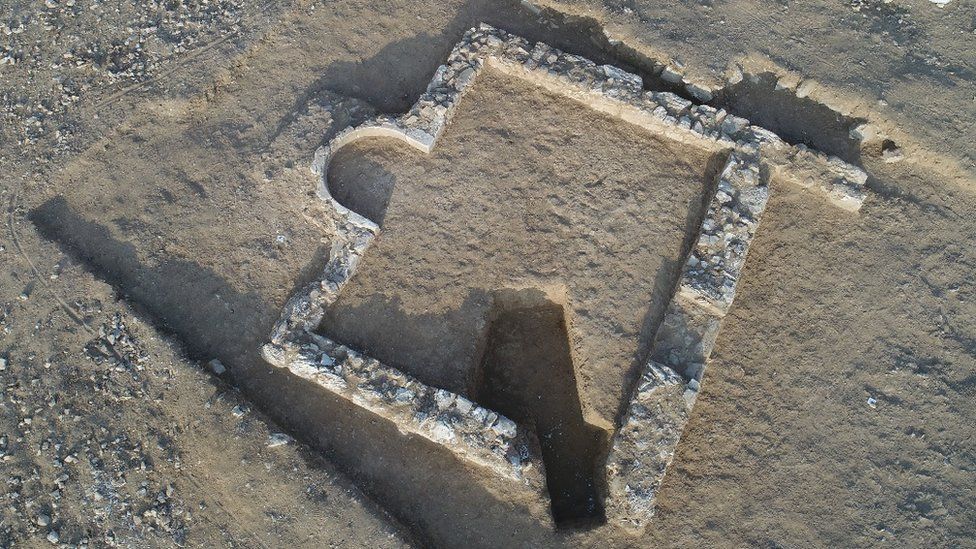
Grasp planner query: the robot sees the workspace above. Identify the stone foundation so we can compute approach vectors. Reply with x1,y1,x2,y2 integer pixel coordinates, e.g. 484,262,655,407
263,24,870,531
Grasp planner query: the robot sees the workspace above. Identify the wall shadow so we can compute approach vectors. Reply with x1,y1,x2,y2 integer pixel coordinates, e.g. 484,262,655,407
30,197,560,547
277,0,691,121
712,73,866,165
30,197,277,369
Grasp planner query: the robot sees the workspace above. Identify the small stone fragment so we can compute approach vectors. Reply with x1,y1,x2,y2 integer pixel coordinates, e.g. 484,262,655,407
685,82,713,102
882,146,904,163
491,417,517,439
795,79,817,98
457,67,476,86
393,387,414,403
434,389,456,410
267,433,292,447
208,359,226,375
661,66,683,84
849,123,877,143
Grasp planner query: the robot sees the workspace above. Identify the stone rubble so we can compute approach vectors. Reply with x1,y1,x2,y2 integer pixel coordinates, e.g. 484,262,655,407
264,337,546,493
678,152,768,317
604,361,691,530
267,24,874,531
0,0,248,164
3,312,193,546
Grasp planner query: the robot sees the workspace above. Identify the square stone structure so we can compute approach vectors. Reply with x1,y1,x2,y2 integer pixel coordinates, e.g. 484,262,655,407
262,24,868,532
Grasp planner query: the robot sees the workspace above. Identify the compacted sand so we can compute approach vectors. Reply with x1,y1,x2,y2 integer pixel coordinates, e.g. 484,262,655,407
322,68,720,526
2,0,974,547
323,67,720,426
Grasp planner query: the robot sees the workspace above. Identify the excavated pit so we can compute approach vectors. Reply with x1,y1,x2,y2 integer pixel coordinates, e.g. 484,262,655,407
318,66,725,524
24,2,881,542
474,289,608,527
320,66,723,421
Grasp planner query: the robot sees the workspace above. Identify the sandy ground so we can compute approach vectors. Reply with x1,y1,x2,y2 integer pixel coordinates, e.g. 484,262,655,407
323,67,720,426
0,237,409,547
322,68,720,528
539,0,976,169
1,0,974,547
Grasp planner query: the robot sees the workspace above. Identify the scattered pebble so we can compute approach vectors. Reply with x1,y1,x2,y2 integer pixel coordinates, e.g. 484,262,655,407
208,359,226,376
882,146,904,163
267,433,293,448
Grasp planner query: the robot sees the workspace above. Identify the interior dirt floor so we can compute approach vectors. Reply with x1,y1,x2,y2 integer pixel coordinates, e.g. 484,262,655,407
1,0,974,547
322,67,719,428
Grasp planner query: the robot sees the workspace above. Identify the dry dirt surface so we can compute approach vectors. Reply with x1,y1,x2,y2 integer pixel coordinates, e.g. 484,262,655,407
323,68,721,425
1,0,974,548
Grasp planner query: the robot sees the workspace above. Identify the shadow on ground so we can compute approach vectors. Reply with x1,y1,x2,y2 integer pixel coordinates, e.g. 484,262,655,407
26,0,939,544
30,198,559,547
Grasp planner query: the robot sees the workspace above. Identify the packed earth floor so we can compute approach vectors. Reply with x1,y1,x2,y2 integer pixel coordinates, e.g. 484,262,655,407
1,0,974,548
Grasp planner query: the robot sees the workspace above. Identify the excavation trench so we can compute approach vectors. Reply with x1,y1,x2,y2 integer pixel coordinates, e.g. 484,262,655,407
24,0,883,543
523,1,875,163
318,64,726,527
473,289,608,527
319,0,875,167
514,1,875,163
